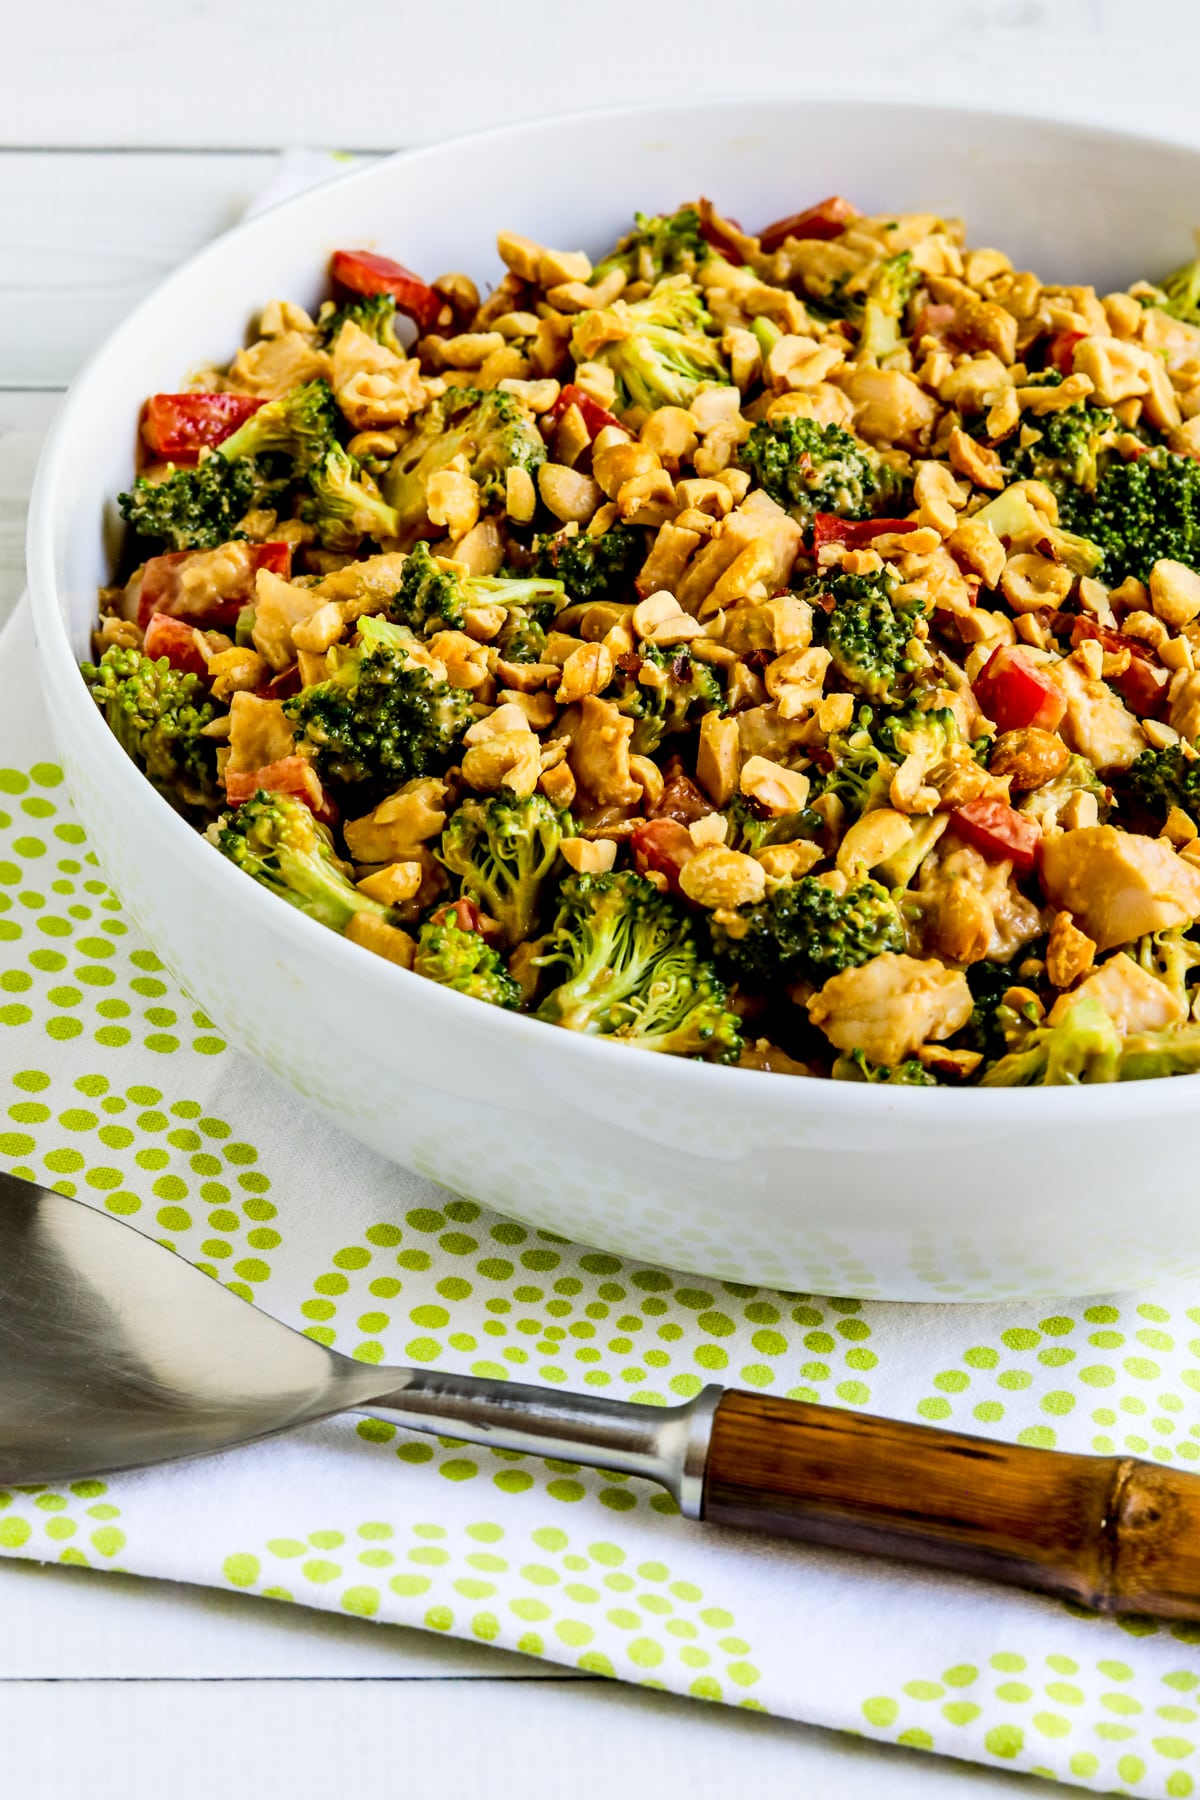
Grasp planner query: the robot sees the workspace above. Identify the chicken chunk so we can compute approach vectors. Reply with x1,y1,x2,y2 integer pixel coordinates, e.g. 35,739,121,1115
1051,656,1146,772
1048,953,1185,1035
567,695,642,805
225,692,295,774
806,953,973,1067
1039,825,1200,951
252,569,327,671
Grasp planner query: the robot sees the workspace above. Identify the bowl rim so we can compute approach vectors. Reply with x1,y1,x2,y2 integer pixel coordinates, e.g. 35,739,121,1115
27,91,1200,1124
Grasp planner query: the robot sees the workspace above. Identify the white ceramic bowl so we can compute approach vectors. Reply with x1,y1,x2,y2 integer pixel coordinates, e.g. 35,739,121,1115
27,99,1200,1301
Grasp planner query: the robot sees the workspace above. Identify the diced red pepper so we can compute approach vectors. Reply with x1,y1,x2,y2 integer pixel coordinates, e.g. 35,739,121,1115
223,755,335,824
911,302,958,347
697,198,750,264
258,664,303,702
550,383,624,440
1068,618,1169,718
137,541,292,628
432,897,485,935
630,818,696,896
759,196,861,254
141,393,265,463
1046,330,1086,376
950,797,1041,876
973,644,1066,733
812,513,914,554
330,248,442,332
142,612,210,677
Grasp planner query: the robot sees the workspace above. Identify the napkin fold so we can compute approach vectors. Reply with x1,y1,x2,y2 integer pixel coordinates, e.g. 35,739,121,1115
4,595,1200,1797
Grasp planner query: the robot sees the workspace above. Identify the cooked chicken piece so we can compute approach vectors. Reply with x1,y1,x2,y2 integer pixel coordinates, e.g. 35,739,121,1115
225,693,295,774
344,779,449,863
837,366,938,448
252,569,328,671
1048,953,1185,1035
807,953,973,1066
567,695,642,805
914,842,1044,965
1039,825,1200,951
227,332,331,399
1050,655,1147,771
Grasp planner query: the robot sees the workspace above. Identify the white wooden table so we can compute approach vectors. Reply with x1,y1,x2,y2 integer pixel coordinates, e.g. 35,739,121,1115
1,4,1195,1789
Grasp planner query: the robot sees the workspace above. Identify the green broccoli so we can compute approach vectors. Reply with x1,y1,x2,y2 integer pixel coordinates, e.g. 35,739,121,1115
857,252,921,363
979,991,1123,1086
709,875,906,986
412,916,521,1008
961,955,1025,1063
81,644,219,814
118,455,271,553
815,567,927,703
873,699,960,764
495,613,548,664
319,292,404,354
739,416,882,531
1019,752,1110,833
1123,741,1200,827
572,277,730,414
812,710,896,819
439,793,571,944
1077,447,1200,583
723,794,821,856
1150,252,1200,327
528,523,646,602
285,613,473,794
1129,928,1200,1012
1117,1023,1200,1079
387,541,564,637
303,440,401,550
535,871,742,1061
591,205,709,286
832,1048,939,1084
612,643,724,755
970,484,1105,578
217,789,399,934
382,387,546,541
1006,402,1121,504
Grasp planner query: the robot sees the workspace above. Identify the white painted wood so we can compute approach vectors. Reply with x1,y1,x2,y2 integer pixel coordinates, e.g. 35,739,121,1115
0,391,58,628
1,0,1197,153
0,1676,1034,1798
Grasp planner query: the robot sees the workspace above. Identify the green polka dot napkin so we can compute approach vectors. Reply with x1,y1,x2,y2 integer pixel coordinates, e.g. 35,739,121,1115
6,598,1200,1798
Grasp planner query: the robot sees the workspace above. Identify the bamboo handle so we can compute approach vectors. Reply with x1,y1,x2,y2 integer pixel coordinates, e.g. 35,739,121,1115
701,1392,1200,1618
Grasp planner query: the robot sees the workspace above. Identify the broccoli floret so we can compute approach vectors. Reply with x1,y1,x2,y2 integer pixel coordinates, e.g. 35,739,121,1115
812,710,895,819
739,416,881,531
1019,753,1110,833
979,991,1123,1086
118,379,386,553
1118,1023,1200,1079
857,252,920,363
535,871,742,1061
832,1048,939,1084
319,292,404,354
382,387,546,540
960,955,1028,1062
1129,928,1200,1012
285,613,472,793
1078,448,1200,584
723,794,821,856
439,793,571,945
612,642,724,755
1007,402,1121,502
1124,742,1200,826
970,484,1105,578
873,699,960,763
1151,253,1200,327
529,523,645,602
386,541,565,637
119,454,272,553
815,568,927,703
216,789,398,934
81,644,219,814
495,614,548,664
412,916,521,1008
710,876,906,986
571,276,730,414
591,205,709,286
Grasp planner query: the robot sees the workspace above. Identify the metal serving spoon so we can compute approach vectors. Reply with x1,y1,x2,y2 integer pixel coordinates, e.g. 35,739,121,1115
4,1169,1200,1621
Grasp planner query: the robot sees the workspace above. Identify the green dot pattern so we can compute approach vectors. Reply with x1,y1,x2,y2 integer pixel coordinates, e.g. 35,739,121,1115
0,757,1199,1791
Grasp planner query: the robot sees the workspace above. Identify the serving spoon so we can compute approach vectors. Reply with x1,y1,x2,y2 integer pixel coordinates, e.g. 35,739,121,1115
4,1169,1200,1619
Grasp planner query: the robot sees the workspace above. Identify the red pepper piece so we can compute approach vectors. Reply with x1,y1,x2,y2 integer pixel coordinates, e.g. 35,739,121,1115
911,303,959,347
550,383,624,439
330,249,442,332
137,541,292,629
812,513,914,554
630,818,696,896
223,755,335,824
1068,619,1169,718
950,797,1041,875
1046,330,1086,376
142,612,210,677
258,664,303,702
759,196,861,254
973,644,1067,733
141,393,265,464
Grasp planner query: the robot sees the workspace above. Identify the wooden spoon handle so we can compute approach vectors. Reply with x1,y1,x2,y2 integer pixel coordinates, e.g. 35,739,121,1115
702,1391,1200,1618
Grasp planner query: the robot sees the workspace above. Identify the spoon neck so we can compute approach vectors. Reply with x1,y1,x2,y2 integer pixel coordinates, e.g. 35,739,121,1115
356,1370,722,1515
